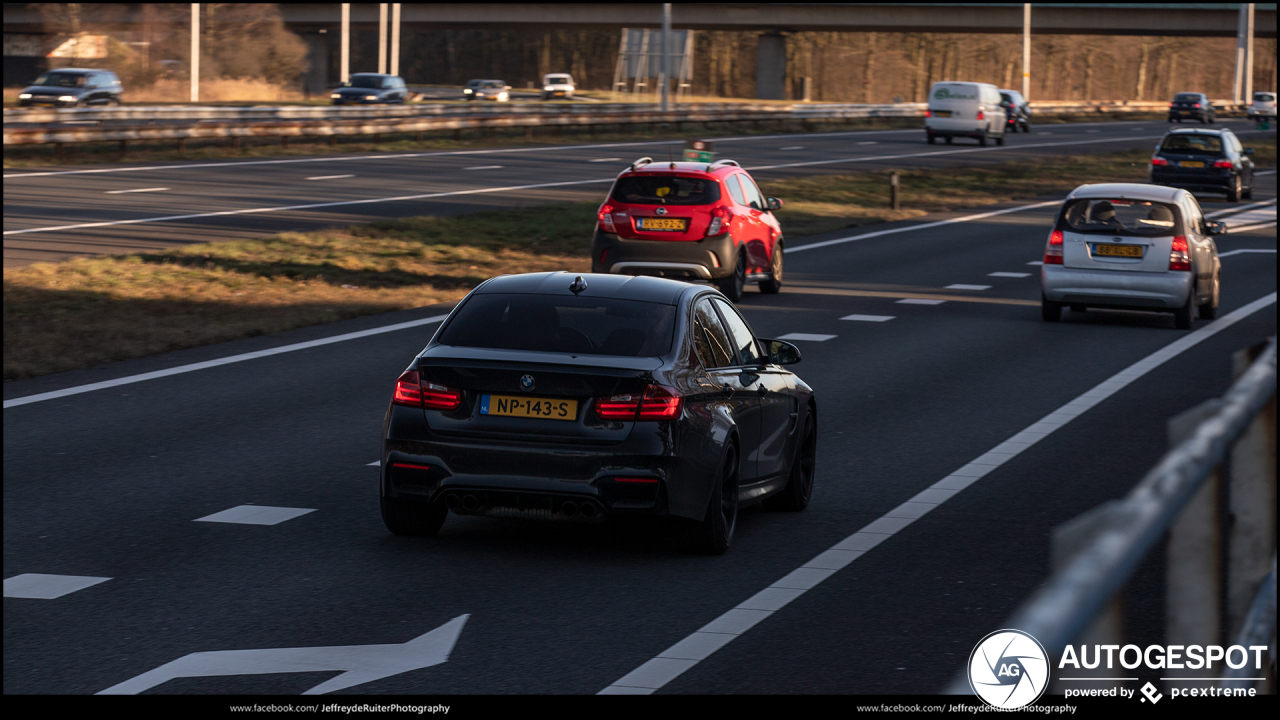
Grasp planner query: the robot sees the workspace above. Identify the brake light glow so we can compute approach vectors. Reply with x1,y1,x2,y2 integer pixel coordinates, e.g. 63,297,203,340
1193,103,1200,108
614,477,659,484
924,109,932,117
1151,157,1169,166
706,205,731,237
1213,160,1233,169
976,110,985,120
1169,236,1191,271
599,203,616,233
595,385,683,420
393,370,462,410
1044,229,1064,265
393,371,423,406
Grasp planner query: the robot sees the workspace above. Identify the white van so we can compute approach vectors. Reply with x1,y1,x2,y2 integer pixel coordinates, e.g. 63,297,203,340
542,73,575,100
925,82,1007,146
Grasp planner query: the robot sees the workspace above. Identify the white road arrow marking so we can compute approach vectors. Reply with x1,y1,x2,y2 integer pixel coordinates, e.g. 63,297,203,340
96,614,468,695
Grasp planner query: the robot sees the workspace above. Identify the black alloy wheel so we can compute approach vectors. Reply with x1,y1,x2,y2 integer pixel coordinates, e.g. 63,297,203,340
1173,290,1195,330
764,413,816,512
692,442,739,554
381,496,448,536
759,243,783,294
716,251,746,303
1041,294,1062,322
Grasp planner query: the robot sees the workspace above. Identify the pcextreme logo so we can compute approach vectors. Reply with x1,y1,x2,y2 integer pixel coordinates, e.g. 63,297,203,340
968,629,1050,709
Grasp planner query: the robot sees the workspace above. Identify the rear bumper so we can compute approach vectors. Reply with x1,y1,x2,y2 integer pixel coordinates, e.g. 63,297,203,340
591,229,738,280
1042,265,1192,310
1151,170,1234,193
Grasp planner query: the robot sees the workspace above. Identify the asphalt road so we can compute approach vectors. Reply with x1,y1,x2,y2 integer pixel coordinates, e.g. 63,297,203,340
5,118,1270,267
4,171,1275,694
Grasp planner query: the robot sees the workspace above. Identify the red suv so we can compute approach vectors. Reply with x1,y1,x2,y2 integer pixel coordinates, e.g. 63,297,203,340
590,158,785,302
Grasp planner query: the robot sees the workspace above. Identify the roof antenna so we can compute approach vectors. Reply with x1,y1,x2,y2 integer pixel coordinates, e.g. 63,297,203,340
569,275,588,295
669,145,675,169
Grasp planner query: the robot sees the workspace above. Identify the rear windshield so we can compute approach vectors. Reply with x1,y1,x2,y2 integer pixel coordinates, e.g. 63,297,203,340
32,72,88,88
437,293,677,357
1061,199,1182,237
1174,93,1202,102
611,176,721,206
1160,134,1223,154
1255,93,1276,103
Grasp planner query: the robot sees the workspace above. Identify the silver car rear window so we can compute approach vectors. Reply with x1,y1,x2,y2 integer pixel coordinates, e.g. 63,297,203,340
1061,199,1182,237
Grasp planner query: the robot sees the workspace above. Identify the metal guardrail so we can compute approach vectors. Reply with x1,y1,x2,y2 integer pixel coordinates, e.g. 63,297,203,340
945,337,1277,695
2,99,1222,149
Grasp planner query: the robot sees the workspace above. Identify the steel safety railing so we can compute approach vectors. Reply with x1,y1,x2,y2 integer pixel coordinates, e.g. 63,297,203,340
946,338,1277,695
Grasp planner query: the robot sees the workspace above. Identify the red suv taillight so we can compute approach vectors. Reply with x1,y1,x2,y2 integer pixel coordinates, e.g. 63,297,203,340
1213,159,1233,169
595,385,683,420
598,203,616,233
393,370,461,410
1152,157,1169,167
1169,236,1191,271
1043,229,1064,265
706,205,731,237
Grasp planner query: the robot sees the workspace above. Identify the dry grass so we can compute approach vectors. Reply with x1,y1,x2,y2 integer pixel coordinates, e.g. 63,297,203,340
5,140,1273,381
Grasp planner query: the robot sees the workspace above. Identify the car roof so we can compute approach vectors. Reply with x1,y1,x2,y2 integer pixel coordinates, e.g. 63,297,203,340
1165,127,1228,135
351,73,395,78
619,160,739,178
474,272,693,305
39,68,108,75
1068,183,1183,202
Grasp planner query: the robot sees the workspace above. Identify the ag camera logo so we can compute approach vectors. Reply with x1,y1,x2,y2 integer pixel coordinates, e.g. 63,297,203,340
968,629,1050,709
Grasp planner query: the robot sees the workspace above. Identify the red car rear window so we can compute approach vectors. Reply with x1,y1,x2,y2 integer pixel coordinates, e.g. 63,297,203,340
611,176,721,206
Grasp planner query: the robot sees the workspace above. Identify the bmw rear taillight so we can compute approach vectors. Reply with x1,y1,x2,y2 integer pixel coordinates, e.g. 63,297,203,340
1044,229,1064,265
1213,159,1233,169
393,370,461,410
706,205,730,237
1152,157,1169,167
1169,236,1191,271
595,385,683,420
1193,103,1200,108
598,203,616,233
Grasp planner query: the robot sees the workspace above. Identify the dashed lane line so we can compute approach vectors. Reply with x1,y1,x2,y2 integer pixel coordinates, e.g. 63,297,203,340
600,290,1278,694
897,298,948,306
4,573,112,599
945,284,991,291
839,314,895,323
784,287,1036,307
195,505,316,526
989,272,1032,278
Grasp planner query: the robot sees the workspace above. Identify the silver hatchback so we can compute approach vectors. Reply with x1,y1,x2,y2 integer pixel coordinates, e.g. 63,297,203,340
1041,183,1224,329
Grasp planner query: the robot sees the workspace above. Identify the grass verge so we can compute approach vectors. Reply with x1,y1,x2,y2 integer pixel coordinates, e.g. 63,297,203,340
4,138,1273,381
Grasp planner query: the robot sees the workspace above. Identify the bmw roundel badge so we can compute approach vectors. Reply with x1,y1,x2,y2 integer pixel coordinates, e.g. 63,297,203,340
520,374,535,392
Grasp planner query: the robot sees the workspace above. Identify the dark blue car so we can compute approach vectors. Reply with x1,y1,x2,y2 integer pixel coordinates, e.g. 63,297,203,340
18,68,122,107
1150,128,1255,202
330,73,408,105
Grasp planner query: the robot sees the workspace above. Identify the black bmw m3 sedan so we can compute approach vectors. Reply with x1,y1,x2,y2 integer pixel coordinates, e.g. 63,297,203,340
380,272,817,554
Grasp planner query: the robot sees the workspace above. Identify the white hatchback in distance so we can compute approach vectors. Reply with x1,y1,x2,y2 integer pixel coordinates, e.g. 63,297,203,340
1041,183,1225,329
1249,91,1276,121
925,81,1007,146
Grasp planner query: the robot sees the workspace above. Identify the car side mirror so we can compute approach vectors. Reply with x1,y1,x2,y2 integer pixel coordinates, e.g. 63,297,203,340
766,197,783,211
1243,148,1254,155
762,339,802,365
1208,221,1228,236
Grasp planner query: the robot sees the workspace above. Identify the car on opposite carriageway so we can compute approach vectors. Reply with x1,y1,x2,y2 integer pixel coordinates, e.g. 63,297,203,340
380,272,817,554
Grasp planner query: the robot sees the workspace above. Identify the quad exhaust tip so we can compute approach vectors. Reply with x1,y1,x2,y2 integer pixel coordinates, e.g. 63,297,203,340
462,494,481,511
443,493,461,510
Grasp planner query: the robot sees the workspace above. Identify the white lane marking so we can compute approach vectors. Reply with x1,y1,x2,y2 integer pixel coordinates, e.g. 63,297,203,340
588,157,621,162
1228,222,1278,234
1027,261,1044,266
195,505,315,525
306,174,355,181
3,177,615,236
4,573,111,599
989,272,1032,278
1219,248,1277,257
775,333,836,342
1130,127,1144,131
785,201,1061,255
1205,198,1275,219
600,290,1279,694
104,187,169,194
1036,132,1052,135
856,141,878,145
367,460,381,466
98,614,469,695
897,298,946,305
840,314,895,322
779,146,804,150
463,165,503,170
945,284,991,291
1255,169,1277,176
3,313,449,409
1221,205,1277,228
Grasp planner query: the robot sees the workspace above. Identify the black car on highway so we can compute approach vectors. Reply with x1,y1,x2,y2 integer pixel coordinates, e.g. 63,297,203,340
380,272,817,554
1151,128,1255,202
331,73,408,105
999,89,1030,133
1167,92,1215,123
17,68,122,107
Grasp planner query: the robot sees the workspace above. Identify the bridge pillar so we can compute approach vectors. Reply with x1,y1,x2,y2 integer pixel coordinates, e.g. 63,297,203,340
756,32,786,100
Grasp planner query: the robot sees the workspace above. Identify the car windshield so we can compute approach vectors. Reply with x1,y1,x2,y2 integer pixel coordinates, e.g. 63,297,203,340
1062,198,1181,237
1160,134,1223,154
611,176,721,205
1255,93,1276,103
484,81,503,89
1174,93,1202,102
32,72,87,88
547,76,570,84
347,76,384,89
466,80,484,88
437,294,677,357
